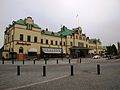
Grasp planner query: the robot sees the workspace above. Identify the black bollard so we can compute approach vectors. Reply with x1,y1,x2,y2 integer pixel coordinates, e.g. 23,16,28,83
2,57,4,64
69,59,71,64
34,60,35,64
43,66,46,76
17,66,20,76
71,65,74,76
12,59,14,64
2,60,4,64
80,58,81,63
57,59,58,64
23,60,24,65
97,64,100,75
45,60,47,64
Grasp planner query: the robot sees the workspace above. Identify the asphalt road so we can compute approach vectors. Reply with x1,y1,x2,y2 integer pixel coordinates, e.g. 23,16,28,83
0,58,120,90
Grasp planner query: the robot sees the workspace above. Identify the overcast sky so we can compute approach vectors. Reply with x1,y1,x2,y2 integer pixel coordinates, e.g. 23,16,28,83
1,0,120,48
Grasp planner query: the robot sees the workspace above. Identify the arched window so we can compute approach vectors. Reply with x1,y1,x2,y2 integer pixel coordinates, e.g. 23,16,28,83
19,47,23,53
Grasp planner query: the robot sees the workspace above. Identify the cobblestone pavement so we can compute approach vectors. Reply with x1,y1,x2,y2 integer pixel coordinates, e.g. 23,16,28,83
0,58,120,90
0,58,119,65
16,63,120,90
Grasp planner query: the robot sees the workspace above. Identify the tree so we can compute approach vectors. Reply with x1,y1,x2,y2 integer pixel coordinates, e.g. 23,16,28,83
111,44,117,55
106,44,117,55
106,46,113,55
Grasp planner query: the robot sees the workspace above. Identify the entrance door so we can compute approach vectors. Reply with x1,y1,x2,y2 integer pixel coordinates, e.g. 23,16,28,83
18,47,24,60
18,53,24,60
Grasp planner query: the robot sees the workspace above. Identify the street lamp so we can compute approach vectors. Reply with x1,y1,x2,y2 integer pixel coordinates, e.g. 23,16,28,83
61,26,63,60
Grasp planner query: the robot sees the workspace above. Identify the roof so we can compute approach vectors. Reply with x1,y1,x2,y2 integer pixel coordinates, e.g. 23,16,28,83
58,26,73,36
15,18,41,29
89,39,101,44
41,30,60,37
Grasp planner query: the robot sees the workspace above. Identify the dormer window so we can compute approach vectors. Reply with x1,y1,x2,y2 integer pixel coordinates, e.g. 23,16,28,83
26,24,32,30
25,17,33,30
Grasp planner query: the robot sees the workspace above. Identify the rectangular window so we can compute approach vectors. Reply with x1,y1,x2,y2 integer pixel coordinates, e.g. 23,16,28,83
64,42,65,46
60,41,62,45
76,35,78,39
12,35,13,41
55,41,57,45
27,35,31,42
26,24,32,30
8,34,10,42
34,36,37,42
79,36,82,40
51,40,53,45
70,42,73,46
46,39,48,44
78,42,84,47
41,39,43,44
20,34,23,41
86,44,88,48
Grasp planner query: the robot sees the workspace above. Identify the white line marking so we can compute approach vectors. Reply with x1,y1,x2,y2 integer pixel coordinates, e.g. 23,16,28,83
5,75,68,90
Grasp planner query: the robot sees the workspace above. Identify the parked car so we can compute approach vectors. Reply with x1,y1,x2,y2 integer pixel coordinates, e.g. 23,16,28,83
93,55,101,59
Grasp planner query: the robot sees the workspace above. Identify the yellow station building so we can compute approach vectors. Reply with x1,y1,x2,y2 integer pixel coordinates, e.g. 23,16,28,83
3,17,103,60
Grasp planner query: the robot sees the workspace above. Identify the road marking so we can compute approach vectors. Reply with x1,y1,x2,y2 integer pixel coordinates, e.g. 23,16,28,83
5,75,68,90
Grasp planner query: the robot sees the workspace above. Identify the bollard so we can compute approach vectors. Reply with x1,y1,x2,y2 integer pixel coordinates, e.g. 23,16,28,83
43,66,46,76
80,58,81,63
23,60,24,65
17,66,20,76
69,59,71,64
45,60,47,64
71,65,74,76
57,59,58,64
34,60,35,64
97,64,100,75
2,59,4,64
12,59,14,64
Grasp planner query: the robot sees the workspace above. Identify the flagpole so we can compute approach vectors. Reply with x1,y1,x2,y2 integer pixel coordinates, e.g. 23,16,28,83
76,14,79,27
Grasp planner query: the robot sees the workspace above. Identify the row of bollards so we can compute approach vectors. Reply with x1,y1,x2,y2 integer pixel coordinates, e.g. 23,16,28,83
16,64,101,76
2,58,82,65
16,65,74,76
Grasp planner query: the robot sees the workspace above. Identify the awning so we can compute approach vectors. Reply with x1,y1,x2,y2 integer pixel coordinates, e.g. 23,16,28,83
28,48,37,52
42,48,63,54
70,46,90,50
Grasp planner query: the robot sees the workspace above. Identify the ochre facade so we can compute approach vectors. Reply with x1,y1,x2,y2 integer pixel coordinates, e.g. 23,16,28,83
3,17,103,60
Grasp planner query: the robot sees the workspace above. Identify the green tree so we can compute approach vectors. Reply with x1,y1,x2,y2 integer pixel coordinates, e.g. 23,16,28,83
106,46,113,55
112,44,117,55
106,44,117,55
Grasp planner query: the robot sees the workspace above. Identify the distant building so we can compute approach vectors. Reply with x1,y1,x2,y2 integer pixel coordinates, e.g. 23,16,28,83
3,17,103,60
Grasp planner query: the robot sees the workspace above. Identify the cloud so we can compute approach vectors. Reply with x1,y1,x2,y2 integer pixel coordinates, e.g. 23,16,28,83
0,0,120,47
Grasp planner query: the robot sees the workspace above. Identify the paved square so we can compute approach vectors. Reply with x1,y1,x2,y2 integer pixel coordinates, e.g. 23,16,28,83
0,58,120,90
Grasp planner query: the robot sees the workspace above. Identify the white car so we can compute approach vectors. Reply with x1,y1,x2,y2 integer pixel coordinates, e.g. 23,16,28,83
93,55,101,59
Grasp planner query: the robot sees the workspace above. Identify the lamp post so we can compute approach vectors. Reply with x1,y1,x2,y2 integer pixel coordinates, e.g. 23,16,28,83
61,26,63,60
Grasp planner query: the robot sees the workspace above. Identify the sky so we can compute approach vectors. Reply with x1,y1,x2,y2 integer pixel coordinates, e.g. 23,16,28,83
1,0,120,48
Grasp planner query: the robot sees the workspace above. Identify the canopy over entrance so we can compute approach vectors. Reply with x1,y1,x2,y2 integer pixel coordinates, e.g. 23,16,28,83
42,48,62,54
70,46,90,50
41,47,64,58
70,46,90,58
